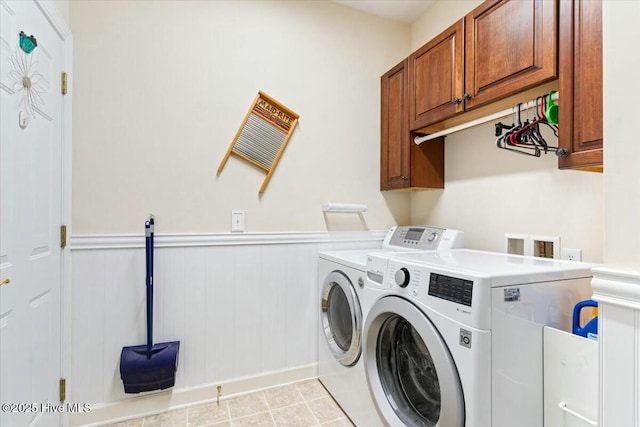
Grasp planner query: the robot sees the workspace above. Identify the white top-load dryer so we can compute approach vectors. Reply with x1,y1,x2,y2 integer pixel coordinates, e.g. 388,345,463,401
318,226,464,427
363,249,598,427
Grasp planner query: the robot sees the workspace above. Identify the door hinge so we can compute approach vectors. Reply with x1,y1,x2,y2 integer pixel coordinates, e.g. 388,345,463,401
60,225,67,249
59,378,66,402
61,72,68,95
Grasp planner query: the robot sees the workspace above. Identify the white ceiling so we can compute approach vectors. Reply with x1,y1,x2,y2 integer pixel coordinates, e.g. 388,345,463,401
332,0,436,24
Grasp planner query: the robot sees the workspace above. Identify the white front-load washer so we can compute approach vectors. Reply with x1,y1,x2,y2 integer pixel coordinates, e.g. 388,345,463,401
318,226,464,427
363,249,598,427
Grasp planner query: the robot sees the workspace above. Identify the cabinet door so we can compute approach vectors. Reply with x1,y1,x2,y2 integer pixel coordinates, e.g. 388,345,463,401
409,19,464,131
558,0,603,170
381,59,445,191
464,0,557,110
381,59,411,190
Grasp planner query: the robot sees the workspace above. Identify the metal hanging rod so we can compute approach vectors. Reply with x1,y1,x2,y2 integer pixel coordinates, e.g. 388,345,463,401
414,91,560,145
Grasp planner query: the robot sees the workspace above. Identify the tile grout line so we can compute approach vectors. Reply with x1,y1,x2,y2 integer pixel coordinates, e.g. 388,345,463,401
308,387,355,426
108,380,349,427
297,386,324,427
304,399,322,426
262,390,278,427
296,383,325,426
228,393,274,426
226,400,232,427
265,383,307,426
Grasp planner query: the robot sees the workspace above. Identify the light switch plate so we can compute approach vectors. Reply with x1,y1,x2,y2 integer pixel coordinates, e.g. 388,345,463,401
231,210,245,232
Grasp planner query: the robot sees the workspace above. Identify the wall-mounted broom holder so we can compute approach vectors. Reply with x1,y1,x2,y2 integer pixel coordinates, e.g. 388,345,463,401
322,202,368,213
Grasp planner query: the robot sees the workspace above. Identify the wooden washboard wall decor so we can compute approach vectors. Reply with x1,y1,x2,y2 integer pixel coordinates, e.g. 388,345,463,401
217,91,300,194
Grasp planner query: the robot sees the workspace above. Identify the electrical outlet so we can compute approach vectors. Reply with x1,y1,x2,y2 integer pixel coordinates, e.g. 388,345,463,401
561,248,582,262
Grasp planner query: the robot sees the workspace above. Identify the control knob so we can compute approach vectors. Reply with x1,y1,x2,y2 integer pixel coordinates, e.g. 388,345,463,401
427,232,438,242
394,268,410,288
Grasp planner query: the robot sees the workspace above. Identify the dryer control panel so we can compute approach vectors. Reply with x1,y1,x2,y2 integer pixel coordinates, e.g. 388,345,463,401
382,226,464,251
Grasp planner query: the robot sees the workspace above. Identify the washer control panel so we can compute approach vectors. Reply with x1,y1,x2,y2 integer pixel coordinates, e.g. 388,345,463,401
394,268,411,288
428,273,474,307
386,262,473,307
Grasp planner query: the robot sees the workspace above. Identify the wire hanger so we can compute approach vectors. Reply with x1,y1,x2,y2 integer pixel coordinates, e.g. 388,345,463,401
495,92,568,158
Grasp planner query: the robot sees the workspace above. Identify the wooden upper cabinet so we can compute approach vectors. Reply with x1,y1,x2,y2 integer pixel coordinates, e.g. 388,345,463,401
465,0,557,109
409,19,464,131
381,59,410,190
409,0,558,131
558,0,603,170
381,59,444,191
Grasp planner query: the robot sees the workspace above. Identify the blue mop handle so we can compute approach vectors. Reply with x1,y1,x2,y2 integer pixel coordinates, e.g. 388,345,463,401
145,217,155,357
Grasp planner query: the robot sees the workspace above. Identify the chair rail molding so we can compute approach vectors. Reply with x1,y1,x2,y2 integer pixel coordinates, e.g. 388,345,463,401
70,230,387,250
591,267,640,310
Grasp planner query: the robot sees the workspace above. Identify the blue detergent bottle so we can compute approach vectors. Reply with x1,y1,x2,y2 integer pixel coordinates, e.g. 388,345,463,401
572,299,598,340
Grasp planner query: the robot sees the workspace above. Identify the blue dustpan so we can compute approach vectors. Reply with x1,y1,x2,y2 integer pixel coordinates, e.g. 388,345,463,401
573,299,598,341
120,216,180,393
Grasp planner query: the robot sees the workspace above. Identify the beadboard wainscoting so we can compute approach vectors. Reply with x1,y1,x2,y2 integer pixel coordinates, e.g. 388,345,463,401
591,267,640,427
68,231,385,426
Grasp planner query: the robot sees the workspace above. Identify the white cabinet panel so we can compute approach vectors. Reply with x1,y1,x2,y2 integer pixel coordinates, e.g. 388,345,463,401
544,327,598,427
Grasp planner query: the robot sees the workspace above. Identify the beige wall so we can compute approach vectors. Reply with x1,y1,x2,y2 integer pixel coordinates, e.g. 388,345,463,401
603,1,640,270
412,123,603,261
70,0,608,262
411,0,481,50
70,0,411,235
409,1,604,262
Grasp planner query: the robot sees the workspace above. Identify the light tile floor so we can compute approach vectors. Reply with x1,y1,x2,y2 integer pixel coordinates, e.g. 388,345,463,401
104,380,355,427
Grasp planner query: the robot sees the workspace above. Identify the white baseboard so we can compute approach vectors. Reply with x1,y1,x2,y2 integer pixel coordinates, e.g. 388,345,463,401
70,364,318,426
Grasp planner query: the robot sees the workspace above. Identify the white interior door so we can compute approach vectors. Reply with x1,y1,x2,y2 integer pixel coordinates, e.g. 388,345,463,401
1,1,64,426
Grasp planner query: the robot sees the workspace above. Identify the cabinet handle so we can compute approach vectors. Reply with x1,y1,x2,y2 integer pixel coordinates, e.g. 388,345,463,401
0,278,10,286
401,176,408,181
463,93,472,101
557,402,597,426
452,98,462,105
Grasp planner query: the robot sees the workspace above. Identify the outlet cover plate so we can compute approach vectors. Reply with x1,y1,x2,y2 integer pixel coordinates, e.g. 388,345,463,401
561,248,582,262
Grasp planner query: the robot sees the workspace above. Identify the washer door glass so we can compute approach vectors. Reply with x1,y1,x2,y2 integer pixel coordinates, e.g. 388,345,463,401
365,297,464,427
378,316,441,425
321,271,362,366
